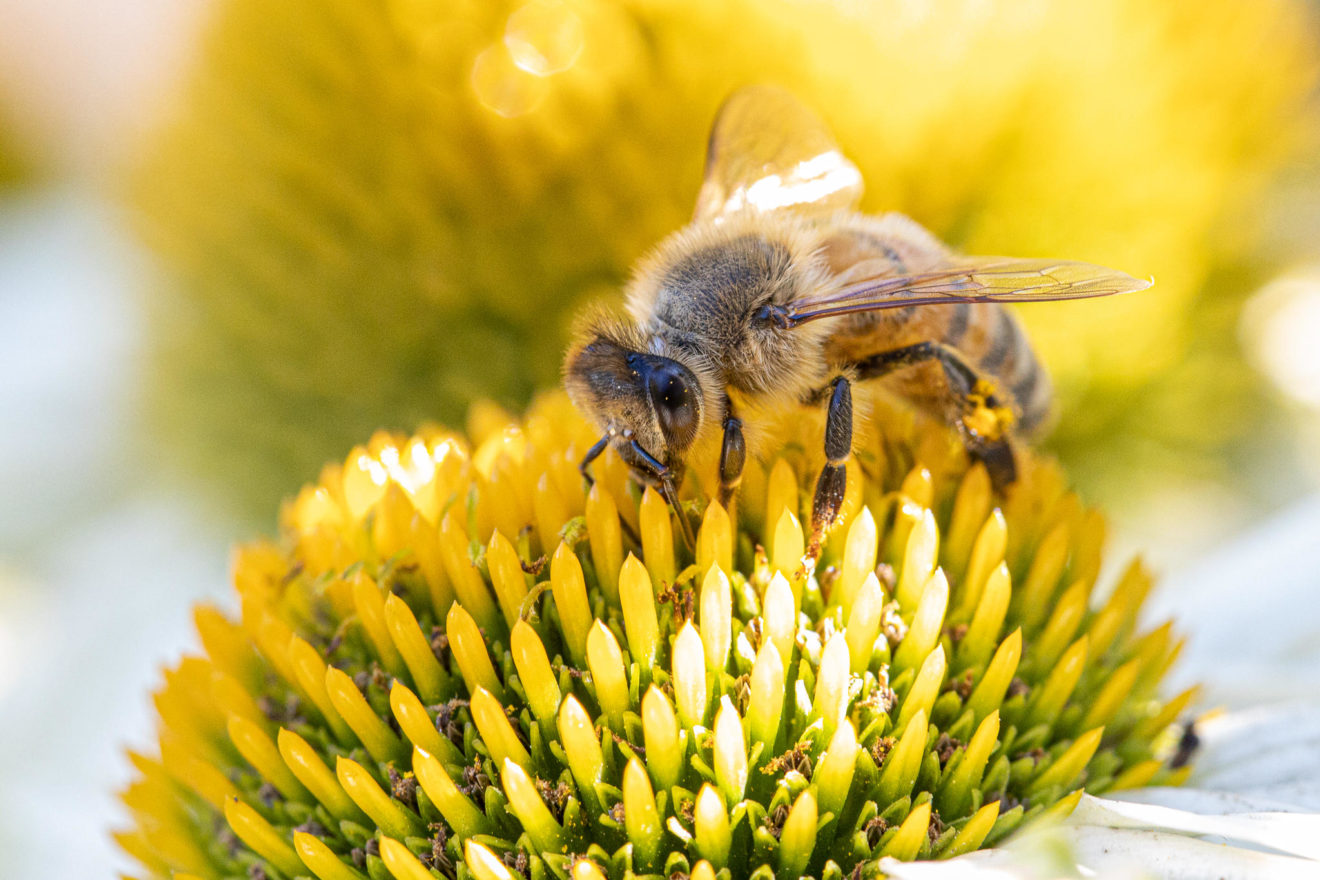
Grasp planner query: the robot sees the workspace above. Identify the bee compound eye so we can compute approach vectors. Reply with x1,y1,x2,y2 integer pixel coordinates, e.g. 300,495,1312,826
647,361,699,448
646,365,689,412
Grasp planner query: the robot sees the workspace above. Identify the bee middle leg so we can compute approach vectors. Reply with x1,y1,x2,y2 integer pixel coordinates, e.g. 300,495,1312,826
805,375,853,561
718,405,746,509
852,341,1018,487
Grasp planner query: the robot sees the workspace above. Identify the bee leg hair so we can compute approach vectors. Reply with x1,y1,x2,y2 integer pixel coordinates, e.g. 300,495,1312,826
808,375,853,561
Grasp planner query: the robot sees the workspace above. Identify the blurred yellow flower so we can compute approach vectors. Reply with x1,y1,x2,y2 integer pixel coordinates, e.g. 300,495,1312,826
117,392,1193,878
0,116,33,188
129,0,1318,516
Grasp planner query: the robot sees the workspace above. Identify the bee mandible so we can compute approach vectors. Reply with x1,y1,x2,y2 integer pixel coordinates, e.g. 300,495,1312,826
565,85,1150,557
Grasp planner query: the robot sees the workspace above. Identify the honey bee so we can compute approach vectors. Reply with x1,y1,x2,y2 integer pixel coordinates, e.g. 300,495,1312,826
565,85,1149,555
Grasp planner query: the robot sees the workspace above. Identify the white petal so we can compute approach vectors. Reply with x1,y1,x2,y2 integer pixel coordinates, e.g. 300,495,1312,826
1114,786,1316,816
1066,826,1317,879
878,847,1059,879
1071,793,1320,860
1188,700,1320,810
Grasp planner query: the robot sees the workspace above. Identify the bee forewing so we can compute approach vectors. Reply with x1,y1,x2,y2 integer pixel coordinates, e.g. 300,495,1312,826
783,257,1153,325
693,84,864,221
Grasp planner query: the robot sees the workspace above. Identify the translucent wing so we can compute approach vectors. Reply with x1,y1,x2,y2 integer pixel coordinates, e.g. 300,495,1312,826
771,257,1152,327
693,85,864,221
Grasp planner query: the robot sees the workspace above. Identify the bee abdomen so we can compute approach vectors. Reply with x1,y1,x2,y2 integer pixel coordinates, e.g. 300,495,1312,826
1009,351,1051,433
942,300,971,347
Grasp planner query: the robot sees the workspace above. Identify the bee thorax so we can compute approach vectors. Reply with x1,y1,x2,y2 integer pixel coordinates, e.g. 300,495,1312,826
628,215,834,403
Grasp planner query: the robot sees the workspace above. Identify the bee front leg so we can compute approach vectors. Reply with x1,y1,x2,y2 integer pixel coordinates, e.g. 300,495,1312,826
578,434,610,485
808,375,852,561
579,433,647,547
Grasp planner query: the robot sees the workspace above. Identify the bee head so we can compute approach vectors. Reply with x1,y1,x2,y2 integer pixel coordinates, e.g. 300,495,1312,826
564,312,709,477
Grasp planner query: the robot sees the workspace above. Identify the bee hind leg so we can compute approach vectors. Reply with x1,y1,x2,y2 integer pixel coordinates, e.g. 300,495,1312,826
929,357,1020,491
807,376,853,562
972,436,1018,490
852,341,1019,491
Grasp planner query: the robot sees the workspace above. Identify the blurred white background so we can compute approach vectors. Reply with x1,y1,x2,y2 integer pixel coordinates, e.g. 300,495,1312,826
0,2,230,876
1,1,1318,878
0,191,233,876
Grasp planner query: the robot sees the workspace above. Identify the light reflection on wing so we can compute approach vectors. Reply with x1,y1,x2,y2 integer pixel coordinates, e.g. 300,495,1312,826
693,85,864,221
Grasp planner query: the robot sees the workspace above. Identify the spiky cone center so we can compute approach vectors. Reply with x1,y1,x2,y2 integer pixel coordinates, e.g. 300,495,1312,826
119,393,1195,880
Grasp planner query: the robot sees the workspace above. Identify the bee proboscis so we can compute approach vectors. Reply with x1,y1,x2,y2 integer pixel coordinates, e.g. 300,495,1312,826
565,85,1150,556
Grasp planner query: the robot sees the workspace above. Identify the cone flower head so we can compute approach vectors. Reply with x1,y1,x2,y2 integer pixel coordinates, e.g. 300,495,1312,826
118,393,1194,878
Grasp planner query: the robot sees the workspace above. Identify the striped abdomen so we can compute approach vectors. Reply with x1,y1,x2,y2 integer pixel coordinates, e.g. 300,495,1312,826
816,216,1054,434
